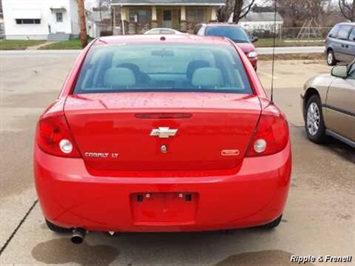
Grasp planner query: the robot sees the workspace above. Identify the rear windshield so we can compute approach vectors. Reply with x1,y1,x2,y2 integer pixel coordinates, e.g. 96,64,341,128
205,26,250,43
73,43,252,94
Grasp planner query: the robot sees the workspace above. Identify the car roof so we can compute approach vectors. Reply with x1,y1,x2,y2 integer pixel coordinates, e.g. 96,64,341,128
202,23,243,28
147,28,178,31
95,35,233,46
335,22,355,26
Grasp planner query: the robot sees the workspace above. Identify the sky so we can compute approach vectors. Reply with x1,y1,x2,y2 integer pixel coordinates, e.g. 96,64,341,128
85,0,98,10
85,0,110,10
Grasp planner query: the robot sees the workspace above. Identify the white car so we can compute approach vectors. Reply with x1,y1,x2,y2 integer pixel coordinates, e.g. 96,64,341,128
144,28,185,35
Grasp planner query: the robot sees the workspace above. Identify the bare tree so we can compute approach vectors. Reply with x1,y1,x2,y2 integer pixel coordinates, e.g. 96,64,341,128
275,0,331,27
338,0,355,21
219,0,256,23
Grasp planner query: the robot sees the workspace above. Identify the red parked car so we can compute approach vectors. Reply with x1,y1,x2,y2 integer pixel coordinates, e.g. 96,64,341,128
34,35,291,243
197,23,259,70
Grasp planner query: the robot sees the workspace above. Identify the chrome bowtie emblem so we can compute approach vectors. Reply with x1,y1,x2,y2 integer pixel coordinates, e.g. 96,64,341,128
150,127,178,138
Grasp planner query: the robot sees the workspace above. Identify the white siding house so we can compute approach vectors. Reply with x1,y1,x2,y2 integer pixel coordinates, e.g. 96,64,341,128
239,12,283,35
2,0,79,40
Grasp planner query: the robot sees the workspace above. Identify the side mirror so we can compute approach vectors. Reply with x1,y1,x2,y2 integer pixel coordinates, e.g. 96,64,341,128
251,36,259,43
331,65,348,78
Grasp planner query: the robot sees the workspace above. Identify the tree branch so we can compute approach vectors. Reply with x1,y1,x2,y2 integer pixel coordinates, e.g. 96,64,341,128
339,0,355,21
240,0,256,19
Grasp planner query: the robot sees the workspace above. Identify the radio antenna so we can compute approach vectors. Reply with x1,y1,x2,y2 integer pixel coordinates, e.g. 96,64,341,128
270,0,277,104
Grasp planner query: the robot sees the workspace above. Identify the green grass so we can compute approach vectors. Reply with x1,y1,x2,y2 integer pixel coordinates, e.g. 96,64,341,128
255,38,324,47
0,40,46,50
41,39,93,50
259,53,324,61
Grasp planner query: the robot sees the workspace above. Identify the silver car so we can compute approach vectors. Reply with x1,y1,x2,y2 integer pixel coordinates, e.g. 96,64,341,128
301,60,355,147
325,22,355,66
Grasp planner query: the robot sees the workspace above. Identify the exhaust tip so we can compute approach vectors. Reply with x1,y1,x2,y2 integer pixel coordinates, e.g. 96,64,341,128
71,235,84,244
71,228,87,244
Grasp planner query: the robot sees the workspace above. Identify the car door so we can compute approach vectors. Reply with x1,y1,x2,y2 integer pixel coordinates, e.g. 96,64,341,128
335,25,354,62
325,62,355,142
345,26,355,63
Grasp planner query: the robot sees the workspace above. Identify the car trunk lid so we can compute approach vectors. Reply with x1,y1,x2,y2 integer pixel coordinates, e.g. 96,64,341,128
64,93,261,172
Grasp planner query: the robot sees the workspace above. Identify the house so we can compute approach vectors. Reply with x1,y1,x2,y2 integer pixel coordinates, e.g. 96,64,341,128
111,0,225,34
2,0,80,40
238,11,284,36
86,6,112,38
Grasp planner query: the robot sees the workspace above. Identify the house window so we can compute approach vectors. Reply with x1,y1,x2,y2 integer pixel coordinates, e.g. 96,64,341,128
56,12,63,22
186,9,204,23
129,9,151,24
16,19,41,24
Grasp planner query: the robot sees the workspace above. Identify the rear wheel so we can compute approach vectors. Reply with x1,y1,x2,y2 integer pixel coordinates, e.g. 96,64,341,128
260,215,282,229
46,219,72,233
305,95,327,144
327,49,336,66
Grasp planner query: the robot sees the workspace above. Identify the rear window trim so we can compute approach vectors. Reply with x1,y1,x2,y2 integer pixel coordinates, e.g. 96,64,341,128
72,42,254,95
71,88,250,95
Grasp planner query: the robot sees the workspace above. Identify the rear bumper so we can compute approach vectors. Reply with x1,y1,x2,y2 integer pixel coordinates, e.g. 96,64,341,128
34,142,291,232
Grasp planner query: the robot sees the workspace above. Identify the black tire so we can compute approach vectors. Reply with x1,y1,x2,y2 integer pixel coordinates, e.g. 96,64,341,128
260,215,282,229
326,49,337,66
46,219,72,233
305,95,327,144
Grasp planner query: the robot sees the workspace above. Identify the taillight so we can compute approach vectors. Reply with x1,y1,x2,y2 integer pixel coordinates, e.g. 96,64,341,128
246,105,289,157
36,114,81,158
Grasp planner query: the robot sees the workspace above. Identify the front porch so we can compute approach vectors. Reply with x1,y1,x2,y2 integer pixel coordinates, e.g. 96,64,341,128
111,1,224,35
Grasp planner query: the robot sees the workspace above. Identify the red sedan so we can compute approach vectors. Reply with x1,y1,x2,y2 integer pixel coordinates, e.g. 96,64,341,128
196,23,259,70
34,35,291,243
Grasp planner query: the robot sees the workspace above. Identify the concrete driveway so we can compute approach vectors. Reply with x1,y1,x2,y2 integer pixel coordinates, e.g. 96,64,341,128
0,53,354,265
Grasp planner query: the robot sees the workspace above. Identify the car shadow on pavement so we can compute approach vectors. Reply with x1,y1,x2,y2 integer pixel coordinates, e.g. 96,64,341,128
31,238,119,265
296,126,354,163
214,250,316,266
326,138,355,163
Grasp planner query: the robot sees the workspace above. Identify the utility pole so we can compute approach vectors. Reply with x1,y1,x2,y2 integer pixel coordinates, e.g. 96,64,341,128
78,0,88,48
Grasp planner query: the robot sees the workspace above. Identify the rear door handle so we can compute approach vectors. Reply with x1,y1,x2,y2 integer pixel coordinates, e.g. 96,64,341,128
344,45,349,48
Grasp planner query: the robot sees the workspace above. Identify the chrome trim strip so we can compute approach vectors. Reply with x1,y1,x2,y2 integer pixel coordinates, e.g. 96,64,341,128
322,104,355,117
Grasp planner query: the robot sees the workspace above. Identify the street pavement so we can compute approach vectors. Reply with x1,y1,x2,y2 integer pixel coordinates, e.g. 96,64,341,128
0,53,354,265
0,45,324,58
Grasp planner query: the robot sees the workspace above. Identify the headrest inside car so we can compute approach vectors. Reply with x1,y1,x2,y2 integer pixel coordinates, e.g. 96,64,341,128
192,67,223,87
104,68,136,87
